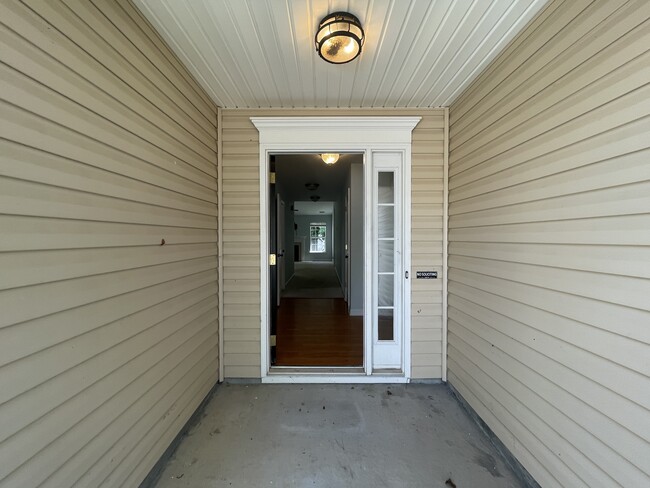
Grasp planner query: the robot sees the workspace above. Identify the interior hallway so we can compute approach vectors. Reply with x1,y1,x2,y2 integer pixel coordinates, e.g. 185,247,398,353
276,298,363,366
282,262,344,299
151,384,524,488
277,261,362,366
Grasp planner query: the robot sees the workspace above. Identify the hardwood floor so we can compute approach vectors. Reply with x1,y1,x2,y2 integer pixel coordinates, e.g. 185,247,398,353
275,298,363,366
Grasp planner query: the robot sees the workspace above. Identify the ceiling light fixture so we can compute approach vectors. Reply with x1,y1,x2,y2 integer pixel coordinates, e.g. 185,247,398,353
310,195,321,202
321,153,339,165
305,182,320,191
315,12,364,64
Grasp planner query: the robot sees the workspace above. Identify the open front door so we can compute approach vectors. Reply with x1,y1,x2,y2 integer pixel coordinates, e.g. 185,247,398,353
269,158,277,365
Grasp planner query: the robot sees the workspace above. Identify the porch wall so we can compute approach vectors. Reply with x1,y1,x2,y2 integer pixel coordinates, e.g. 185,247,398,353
448,0,650,486
0,1,219,486
221,108,445,379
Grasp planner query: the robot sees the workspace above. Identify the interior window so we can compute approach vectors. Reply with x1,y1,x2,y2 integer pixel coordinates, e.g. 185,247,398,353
309,224,326,253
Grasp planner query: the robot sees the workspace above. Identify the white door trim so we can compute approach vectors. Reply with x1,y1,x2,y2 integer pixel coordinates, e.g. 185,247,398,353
252,116,420,382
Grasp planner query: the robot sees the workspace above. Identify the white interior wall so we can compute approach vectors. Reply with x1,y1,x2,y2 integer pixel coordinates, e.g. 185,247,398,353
349,161,365,316
334,196,346,284
284,200,295,284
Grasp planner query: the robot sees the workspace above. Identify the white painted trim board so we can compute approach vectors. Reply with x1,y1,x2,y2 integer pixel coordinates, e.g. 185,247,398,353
252,116,420,382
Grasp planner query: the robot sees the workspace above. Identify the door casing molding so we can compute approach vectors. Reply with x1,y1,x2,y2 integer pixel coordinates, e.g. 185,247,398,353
251,116,420,383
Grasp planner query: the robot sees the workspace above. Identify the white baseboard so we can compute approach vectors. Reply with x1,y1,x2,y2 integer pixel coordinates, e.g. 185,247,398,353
284,273,295,288
334,265,344,288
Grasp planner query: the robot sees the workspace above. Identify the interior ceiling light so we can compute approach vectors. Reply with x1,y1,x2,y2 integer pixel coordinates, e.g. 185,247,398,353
310,195,321,202
321,153,339,165
315,12,364,64
305,182,320,191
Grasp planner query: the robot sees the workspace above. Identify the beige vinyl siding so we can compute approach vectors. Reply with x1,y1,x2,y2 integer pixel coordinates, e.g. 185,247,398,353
0,1,218,487
448,1,650,487
221,108,444,379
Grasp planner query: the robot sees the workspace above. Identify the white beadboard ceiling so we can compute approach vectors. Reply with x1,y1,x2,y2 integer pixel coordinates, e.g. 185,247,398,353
293,201,335,215
134,0,548,108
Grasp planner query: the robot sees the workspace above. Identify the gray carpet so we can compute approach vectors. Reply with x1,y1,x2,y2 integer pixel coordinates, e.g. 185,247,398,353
282,261,344,298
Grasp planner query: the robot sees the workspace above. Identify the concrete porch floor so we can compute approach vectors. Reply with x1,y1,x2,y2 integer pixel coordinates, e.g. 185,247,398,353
152,384,524,488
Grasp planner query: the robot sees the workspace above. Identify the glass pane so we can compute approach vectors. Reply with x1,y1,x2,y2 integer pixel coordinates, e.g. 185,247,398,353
320,34,360,63
378,309,394,341
378,240,394,273
378,274,394,306
378,206,394,238
378,172,394,203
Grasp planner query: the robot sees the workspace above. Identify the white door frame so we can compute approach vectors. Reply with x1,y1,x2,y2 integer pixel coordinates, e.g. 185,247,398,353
345,187,351,306
252,116,420,383
276,195,285,303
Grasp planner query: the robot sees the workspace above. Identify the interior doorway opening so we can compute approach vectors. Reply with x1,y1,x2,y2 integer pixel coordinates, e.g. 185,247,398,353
270,153,364,367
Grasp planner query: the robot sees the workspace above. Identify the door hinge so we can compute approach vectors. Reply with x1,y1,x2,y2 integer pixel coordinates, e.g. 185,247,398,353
269,253,276,266
269,172,276,184
270,335,277,347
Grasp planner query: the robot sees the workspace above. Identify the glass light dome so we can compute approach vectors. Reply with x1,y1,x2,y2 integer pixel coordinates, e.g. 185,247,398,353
321,153,339,165
315,12,364,64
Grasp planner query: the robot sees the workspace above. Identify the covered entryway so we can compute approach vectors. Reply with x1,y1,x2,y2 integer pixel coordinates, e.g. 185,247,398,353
4,2,645,487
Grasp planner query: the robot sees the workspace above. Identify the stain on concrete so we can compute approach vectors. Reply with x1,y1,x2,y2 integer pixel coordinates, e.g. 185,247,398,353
281,399,362,432
473,448,503,477
339,461,355,479
430,405,444,415
186,420,202,436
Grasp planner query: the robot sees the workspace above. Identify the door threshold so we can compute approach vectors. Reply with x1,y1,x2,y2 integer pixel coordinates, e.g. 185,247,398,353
264,367,406,384
269,366,364,375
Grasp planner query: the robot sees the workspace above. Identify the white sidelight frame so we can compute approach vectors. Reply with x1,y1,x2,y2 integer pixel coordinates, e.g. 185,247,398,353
371,154,404,369
251,116,420,383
